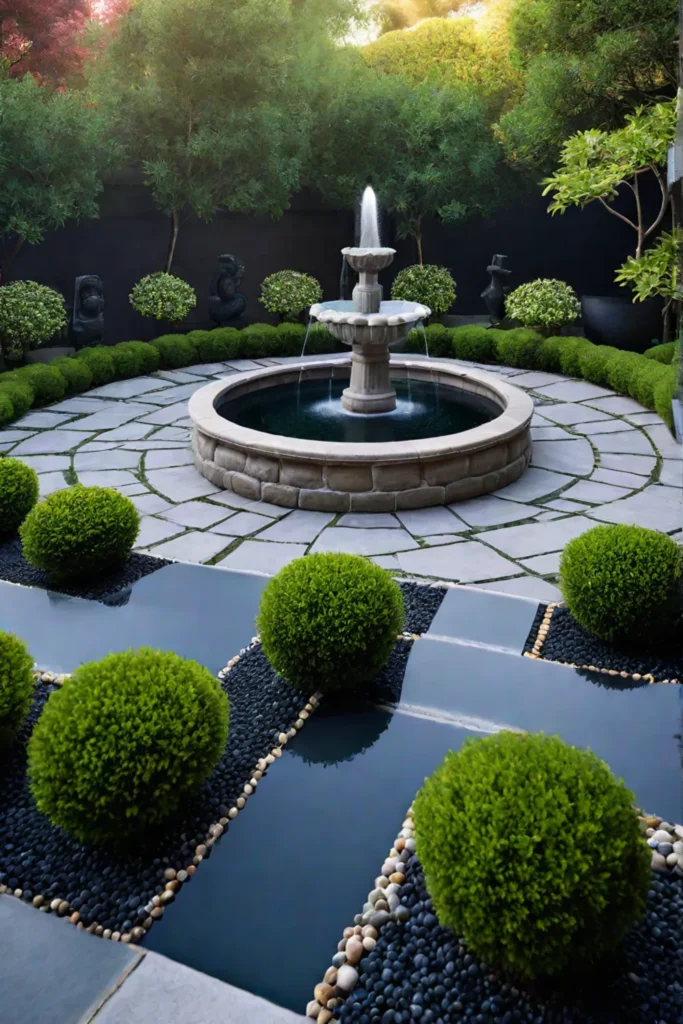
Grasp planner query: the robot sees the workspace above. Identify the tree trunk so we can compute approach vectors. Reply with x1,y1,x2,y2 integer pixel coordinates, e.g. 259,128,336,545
415,228,423,266
1,236,25,281
663,300,673,343
165,211,180,273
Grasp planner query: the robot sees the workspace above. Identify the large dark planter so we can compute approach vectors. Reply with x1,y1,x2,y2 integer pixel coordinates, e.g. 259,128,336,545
581,295,663,352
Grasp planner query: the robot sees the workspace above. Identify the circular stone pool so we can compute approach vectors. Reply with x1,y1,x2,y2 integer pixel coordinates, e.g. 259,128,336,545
189,359,534,512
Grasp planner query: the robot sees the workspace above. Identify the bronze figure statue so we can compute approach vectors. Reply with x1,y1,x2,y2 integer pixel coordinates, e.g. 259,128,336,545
481,254,511,326
209,254,247,326
72,274,104,347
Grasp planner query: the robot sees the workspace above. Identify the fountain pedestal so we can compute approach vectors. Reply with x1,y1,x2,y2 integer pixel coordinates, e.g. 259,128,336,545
343,337,397,414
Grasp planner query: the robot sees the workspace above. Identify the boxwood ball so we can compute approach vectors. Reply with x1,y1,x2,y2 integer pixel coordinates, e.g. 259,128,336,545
414,732,650,980
258,553,405,694
20,485,140,580
0,457,39,538
28,648,229,843
0,630,34,747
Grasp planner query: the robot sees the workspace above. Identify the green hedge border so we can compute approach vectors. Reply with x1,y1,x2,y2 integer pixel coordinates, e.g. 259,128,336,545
0,321,677,433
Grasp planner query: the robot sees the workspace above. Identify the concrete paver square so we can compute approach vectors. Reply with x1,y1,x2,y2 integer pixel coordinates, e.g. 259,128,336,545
136,516,184,548
161,501,233,529
396,506,465,536
11,429,94,455
599,453,656,477
592,431,656,456
483,515,595,558
211,511,273,537
396,540,521,582
147,531,231,563
217,540,308,575
452,494,533,528
589,486,683,533
146,466,219,502
531,438,594,475
532,403,611,426
560,480,631,504
534,381,612,402
257,510,335,543
494,467,575,502
311,526,419,556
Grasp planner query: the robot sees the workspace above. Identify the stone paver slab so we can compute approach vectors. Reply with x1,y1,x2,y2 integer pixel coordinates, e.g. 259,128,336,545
152,427,191,441
144,448,195,470
11,429,94,455
205,490,255,510
494,467,575,502
146,465,219,502
587,395,647,415
311,526,419,556
531,438,594,475
625,412,666,426
48,396,121,414
504,371,567,388
98,423,154,441
473,576,563,603
137,402,191,425
396,506,465,536
423,533,465,546
534,381,612,402
0,428,36,443
589,486,682,533
544,498,591,512
240,500,290,518
211,511,273,537
599,453,656,476
122,440,189,450
136,516,184,548
141,382,207,405
534,511,565,522
118,482,150,496
217,539,308,574
396,540,520,582
15,454,70,473
73,449,141,472
76,442,119,453
536,403,611,425
644,424,682,460
560,479,631,504
591,467,651,489
78,470,140,488
147,530,232,563
592,431,656,456
66,403,155,430
88,377,169,399
337,513,399,528
520,551,562,574
161,501,232,529
452,494,534,528
16,410,75,428
154,368,209,384
483,515,595,558
131,493,175,516
659,460,682,488
573,419,638,435
38,471,67,496
225,359,268,371
184,362,233,375
530,426,570,441
372,554,401,570
257,510,335,543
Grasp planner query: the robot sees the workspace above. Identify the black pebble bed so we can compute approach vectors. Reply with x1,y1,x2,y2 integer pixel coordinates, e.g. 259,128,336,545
0,538,169,604
339,853,683,1024
398,581,447,637
0,644,303,935
522,605,547,657
530,607,683,684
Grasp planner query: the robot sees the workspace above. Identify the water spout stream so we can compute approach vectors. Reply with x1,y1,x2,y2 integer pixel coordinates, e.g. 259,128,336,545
359,186,381,249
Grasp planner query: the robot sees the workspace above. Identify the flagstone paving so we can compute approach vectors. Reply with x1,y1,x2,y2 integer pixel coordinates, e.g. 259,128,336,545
2,354,681,604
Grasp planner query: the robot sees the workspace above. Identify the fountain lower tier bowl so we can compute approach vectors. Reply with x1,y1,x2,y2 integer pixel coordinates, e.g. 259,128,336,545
310,300,429,344
189,360,533,512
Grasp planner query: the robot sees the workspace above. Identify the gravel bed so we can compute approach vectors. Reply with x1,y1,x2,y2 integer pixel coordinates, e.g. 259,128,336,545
522,604,547,657
0,643,304,936
398,582,447,636
337,853,683,1024
532,607,682,684
0,538,169,604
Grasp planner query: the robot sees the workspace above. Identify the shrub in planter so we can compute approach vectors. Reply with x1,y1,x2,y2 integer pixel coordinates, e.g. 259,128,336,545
645,341,676,364
577,345,621,387
111,341,160,378
259,270,323,322
506,279,580,335
28,648,229,843
129,272,196,323
557,336,593,377
21,485,140,580
654,367,676,429
0,631,34,748
78,346,115,386
392,264,456,316
14,363,67,405
451,325,496,363
51,357,93,395
149,334,197,369
0,457,39,538
259,553,404,695
561,524,682,645
414,732,650,980
494,328,544,369
0,281,67,364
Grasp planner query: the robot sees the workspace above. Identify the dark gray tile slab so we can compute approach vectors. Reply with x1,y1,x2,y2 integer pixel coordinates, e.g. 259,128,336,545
426,585,539,653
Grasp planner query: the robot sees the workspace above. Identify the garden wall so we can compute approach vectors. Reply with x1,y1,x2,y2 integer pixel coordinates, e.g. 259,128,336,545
9,171,653,344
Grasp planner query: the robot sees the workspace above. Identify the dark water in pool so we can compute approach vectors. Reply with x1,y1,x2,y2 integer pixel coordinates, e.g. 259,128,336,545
217,377,499,443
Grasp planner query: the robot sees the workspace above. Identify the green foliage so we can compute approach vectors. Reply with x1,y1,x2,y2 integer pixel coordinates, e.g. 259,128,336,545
506,279,580,333
494,327,544,368
0,631,34,748
149,334,197,369
259,553,404,695
578,344,621,387
423,323,453,358
604,350,640,394
77,346,116,386
14,363,66,406
187,329,240,362
0,457,39,538
275,322,308,353
130,273,196,323
536,335,565,372
110,341,161,379
615,228,681,303
51,358,93,395
392,265,456,316
0,392,12,425
645,342,676,364
451,325,496,363
28,648,229,843
0,380,33,418
21,486,140,581
627,359,669,409
557,337,594,377
561,524,682,644
654,367,677,429
259,270,323,321
414,731,650,979
0,281,67,363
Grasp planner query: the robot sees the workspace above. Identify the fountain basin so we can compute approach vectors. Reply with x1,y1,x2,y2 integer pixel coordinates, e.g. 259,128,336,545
189,360,533,512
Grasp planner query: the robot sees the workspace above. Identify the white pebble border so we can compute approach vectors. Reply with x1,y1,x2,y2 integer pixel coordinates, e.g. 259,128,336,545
524,604,680,685
0,644,322,944
640,814,683,878
306,806,416,1023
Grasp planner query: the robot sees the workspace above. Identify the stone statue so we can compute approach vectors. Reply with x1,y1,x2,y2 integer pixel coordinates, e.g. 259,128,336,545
209,254,247,326
481,254,511,326
72,274,104,347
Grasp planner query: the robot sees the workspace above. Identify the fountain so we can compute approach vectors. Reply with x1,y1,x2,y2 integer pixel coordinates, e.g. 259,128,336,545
189,187,533,512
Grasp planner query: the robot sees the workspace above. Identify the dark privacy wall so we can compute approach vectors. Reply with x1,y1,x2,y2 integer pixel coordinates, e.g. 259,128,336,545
9,174,648,344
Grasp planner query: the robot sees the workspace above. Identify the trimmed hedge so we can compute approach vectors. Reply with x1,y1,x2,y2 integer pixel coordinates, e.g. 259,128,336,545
645,342,676,364
561,524,682,645
0,631,34,748
414,732,650,980
28,648,229,843
78,346,115,386
51,357,93,394
0,457,39,538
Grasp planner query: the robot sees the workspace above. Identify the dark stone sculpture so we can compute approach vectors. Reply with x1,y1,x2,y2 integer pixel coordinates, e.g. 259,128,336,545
481,254,511,326
209,254,247,326
72,274,104,347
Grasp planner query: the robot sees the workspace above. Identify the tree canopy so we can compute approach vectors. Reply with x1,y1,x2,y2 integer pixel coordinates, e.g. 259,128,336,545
375,0,469,33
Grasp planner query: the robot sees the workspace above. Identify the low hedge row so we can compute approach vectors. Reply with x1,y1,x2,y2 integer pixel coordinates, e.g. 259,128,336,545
407,324,678,429
0,322,336,424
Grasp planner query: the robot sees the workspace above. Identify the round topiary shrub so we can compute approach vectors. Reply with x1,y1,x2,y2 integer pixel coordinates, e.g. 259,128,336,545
561,524,682,645
654,367,676,429
577,345,621,387
644,341,676,364
391,264,456,316
275,322,307,354
15,363,67,405
506,279,580,335
557,336,593,377
260,270,323,322
149,334,196,369
51,357,93,394
0,281,67,364
0,631,34,748
77,346,115,386
0,390,13,425
28,648,229,843
494,328,544,369
0,377,33,418
0,457,39,538
20,485,140,580
130,272,197,323
414,731,650,980
111,341,160,378
536,335,565,372
451,325,496,363
259,553,405,694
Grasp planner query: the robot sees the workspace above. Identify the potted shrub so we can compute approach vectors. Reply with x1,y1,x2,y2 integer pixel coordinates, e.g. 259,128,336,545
129,272,197,332
259,270,323,322
391,264,456,320
505,279,580,336
0,281,67,368
543,101,676,351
